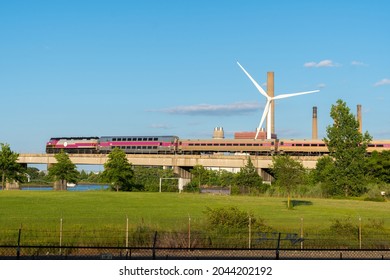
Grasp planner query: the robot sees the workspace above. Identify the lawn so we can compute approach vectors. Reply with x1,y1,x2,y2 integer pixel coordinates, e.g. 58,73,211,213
1,191,389,233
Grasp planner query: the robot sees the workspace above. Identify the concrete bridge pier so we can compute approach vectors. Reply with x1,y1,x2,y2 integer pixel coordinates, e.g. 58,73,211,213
5,181,20,190
173,166,192,179
259,168,274,184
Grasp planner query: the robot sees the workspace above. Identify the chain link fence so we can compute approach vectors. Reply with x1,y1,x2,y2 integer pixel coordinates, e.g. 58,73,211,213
1,228,390,259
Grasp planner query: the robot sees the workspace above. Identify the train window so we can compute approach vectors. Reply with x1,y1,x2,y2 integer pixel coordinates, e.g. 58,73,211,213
201,143,206,146
136,138,141,141
195,143,200,146
227,143,232,146
368,144,375,147
233,144,238,146
207,143,212,146
142,146,146,149
247,144,252,146
253,144,259,146
311,144,318,147
142,138,146,141
189,143,194,146
271,142,275,145
121,146,125,149
296,144,302,146
240,144,245,146
154,138,158,141
280,141,284,145
377,144,384,147
113,138,117,141
147,138,152,141
220,143,225,146
319,144,326,147
304,144,310,147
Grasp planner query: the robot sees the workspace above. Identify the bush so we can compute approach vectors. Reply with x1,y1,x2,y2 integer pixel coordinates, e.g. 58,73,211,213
203,206,271,231
329,218,358,236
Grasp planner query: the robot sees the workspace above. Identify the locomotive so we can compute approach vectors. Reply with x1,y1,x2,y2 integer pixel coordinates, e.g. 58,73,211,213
45,135,390,156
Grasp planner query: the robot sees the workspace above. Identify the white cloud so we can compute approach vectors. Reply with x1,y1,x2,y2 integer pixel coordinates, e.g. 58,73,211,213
317,83,326,88
351,60,367,66
149,124,172,129
374,78,390,87
304,59,340,68
156,102,262,116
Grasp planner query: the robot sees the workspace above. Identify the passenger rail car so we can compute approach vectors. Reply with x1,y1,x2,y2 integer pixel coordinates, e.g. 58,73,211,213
278,139,328,156
178,139,276,155
46,137,99,154
98,136,179,154
367,140,390,153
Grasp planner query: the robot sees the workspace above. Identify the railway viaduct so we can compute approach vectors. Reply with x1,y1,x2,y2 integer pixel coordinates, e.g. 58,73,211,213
16,153,319,184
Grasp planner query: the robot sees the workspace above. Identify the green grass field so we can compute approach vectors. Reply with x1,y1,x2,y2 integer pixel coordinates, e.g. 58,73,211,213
1,191,390,233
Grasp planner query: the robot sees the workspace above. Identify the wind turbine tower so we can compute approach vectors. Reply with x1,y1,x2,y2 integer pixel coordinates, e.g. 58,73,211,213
267,72,275,136
237,62,319,140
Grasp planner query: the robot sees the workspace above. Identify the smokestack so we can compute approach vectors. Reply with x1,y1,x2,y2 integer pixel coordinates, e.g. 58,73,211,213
267,72,275,135
312,106,318,140
213,127,224,139
357,104,362,133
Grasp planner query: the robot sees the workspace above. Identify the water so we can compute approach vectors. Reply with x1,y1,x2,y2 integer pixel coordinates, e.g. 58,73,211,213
20,184,109,191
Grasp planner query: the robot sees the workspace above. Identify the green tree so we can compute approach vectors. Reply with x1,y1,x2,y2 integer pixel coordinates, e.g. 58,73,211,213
271,154,306,208
324,99,372,196
132,166,177,192
48,150,79,189
0,143,27,190
101,148,134,191
190,165,209,188
365,150,390,183
235,157,266,193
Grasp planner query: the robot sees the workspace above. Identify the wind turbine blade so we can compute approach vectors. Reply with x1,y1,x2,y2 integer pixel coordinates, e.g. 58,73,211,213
237,62,269,98
273,90,319,100
255,101,270,139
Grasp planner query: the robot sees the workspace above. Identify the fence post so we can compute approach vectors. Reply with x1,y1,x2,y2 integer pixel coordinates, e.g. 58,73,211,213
300,217,304,250
248,216,252,249
359,217,362,249
59,217,63,255
152,231,158,259
275,232,281,260
188,214,191,250
126,215,129,253
16,226,22,259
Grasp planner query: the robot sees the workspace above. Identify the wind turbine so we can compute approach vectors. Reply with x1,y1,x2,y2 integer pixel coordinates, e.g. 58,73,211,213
237,62,320,140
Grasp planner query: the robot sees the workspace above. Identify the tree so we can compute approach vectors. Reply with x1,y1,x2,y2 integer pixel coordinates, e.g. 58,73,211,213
101,148,134,191
48,150,79,189
190,165,209,188
324,99,372,196
271,155,306,209
235,157,266,193
0,143,27,190
365,150,390,183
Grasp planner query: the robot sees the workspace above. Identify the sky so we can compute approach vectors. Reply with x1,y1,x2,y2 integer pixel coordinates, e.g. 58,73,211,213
1,0,390,154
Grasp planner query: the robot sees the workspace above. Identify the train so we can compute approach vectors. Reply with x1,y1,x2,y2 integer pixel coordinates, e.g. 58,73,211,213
45,135,390,156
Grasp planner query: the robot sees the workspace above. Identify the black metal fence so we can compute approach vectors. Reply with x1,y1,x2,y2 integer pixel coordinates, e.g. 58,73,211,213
1,229,390,259
1,245,390,260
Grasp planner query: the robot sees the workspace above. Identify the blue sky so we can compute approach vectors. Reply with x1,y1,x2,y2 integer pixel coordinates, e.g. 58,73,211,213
1,0,390,154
